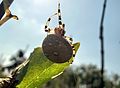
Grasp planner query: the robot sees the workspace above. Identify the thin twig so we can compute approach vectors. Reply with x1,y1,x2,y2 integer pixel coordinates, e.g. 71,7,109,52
99,0,107,88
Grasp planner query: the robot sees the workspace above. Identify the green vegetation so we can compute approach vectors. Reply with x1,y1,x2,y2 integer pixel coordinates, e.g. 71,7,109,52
42,64,120,88
16,42,80,88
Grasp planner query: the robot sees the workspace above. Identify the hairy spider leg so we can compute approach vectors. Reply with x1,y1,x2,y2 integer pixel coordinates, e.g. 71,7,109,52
71,44,76,57
44,13,57,33
56,2,66,36
64,36,76,57
58,2,65,30
58,3,62,26
44,2,65,34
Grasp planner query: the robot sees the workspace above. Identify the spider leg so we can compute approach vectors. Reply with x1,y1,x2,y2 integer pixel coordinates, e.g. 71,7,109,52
71,44,76,57
44,13,57,33
44,17,51,32
67,44,76,64
57,2,66,36
58,3,62,26
68,44,76,64
64,36,75,57
58,2,65,28
64,36,73,44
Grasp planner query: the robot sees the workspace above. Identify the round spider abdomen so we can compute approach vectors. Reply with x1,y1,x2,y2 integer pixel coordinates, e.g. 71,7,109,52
42,34,73,63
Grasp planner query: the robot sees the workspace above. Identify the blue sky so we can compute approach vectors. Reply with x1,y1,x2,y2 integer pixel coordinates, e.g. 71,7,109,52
0,0,120,74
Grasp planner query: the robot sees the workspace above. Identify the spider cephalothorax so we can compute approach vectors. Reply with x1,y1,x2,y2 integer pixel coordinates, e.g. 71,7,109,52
42,3,75,63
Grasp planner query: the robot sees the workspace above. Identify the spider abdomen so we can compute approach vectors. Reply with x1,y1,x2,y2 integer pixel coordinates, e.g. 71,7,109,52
42,34,73,63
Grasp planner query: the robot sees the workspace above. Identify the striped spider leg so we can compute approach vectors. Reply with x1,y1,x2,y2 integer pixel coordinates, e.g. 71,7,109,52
64,36,76,63
44,13,57,33
44,2,65,36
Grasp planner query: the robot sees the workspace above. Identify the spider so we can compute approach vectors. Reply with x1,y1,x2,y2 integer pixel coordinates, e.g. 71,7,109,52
0,0,18,26
42,2,76,63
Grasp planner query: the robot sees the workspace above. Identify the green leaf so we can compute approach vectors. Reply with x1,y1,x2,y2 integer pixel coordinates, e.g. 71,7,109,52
16,42,80,88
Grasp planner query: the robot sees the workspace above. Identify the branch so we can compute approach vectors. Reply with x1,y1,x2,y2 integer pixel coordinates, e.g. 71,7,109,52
99,0,107,88
0,9,18,26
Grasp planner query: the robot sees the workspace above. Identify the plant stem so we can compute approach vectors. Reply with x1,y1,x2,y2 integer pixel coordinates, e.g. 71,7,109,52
99,0,107,88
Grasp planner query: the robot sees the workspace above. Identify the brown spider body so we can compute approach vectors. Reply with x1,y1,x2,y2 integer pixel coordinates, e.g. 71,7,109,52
42,34,73,63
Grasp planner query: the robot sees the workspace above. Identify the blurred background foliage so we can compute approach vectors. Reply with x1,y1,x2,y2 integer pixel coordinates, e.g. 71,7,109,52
0,48,26,77
41,64,120,88
0,50,120,88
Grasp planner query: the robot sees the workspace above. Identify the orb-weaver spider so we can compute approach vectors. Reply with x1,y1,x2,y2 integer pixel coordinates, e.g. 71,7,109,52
42,2,76,63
